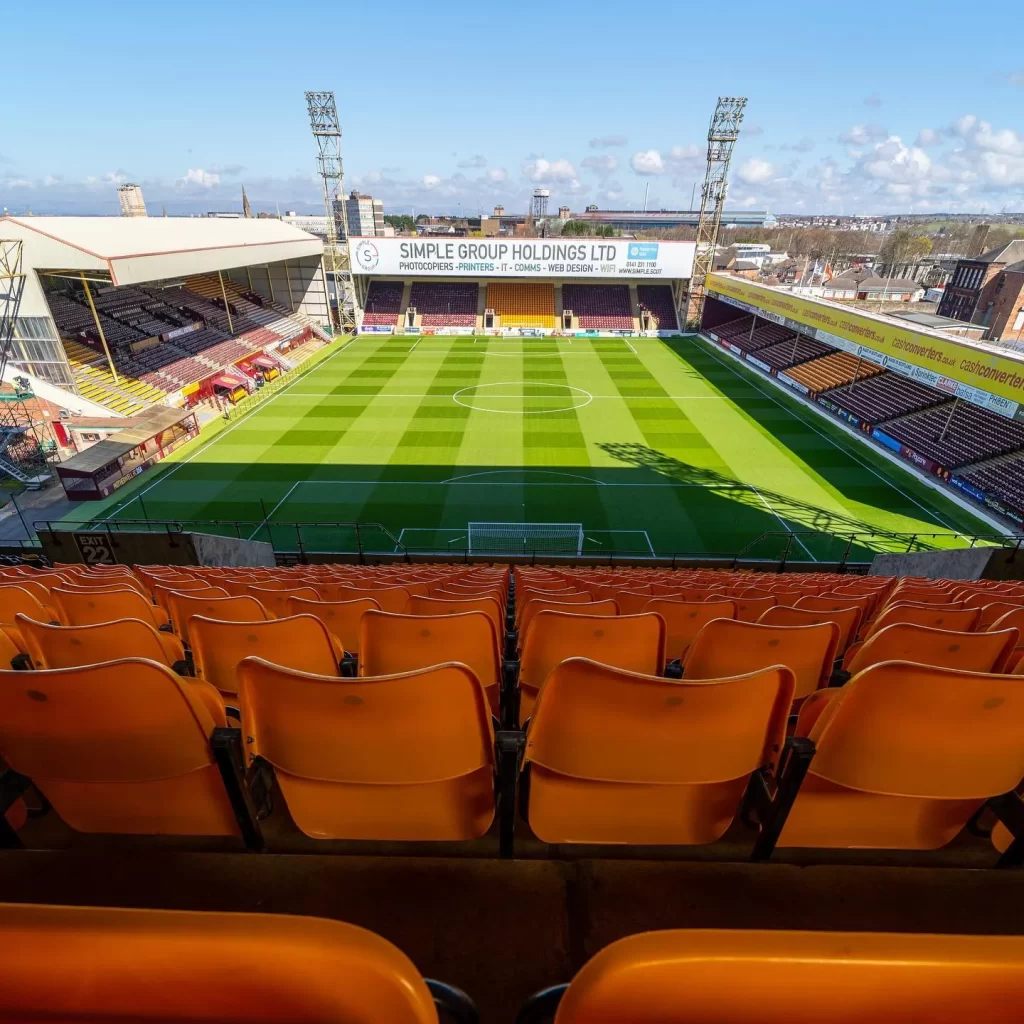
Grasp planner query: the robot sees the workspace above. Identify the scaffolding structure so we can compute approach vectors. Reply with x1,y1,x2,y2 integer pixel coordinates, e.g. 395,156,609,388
685,96,747,330
305,91,356,333
0,241,54,486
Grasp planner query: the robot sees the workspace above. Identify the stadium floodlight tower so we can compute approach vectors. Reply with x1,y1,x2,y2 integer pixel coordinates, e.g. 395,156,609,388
305,90,356,332
685,96,747,330
0,240,53,486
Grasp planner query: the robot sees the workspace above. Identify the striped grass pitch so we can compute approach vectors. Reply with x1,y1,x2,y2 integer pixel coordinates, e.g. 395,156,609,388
92,334,995,560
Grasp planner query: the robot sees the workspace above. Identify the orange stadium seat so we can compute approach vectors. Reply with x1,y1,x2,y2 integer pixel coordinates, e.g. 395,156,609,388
522,658,793,845
0,903,467,1024
239,658,498,842
519,929,1024,1024
486,282,556,329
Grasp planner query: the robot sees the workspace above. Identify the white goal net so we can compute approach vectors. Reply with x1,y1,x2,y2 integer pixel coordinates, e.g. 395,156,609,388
467,522,584,556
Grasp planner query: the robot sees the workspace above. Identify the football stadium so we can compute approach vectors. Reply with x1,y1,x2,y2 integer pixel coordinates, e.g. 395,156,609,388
0,90,1024,1024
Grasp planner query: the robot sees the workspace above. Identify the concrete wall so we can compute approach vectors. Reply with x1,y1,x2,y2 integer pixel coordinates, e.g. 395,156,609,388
37,529,275,567
869,545,1024,581
191,532,275,567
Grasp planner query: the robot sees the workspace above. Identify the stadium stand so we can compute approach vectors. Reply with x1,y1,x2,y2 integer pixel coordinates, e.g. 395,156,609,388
962,454,1024,514
782,350,884,393
880,399,1024,469
0,560,1020,870
710,316,795,353
486,282,556,329
636,285,679,332
409,282,478,327
46,274,319,413
751,333,832,371
823,370,948,425
561,284,633,330
362,280,404,326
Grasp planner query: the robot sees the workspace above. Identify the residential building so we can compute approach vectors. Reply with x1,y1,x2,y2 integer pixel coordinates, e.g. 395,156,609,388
937,236,1024,323
116,184,147,218
821,268,924,302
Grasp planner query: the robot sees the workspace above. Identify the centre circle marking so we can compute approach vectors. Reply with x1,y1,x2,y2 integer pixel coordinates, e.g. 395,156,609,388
452,381,593,414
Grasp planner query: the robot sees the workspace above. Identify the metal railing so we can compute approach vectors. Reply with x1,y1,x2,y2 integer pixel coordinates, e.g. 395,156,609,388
35,518,1019,568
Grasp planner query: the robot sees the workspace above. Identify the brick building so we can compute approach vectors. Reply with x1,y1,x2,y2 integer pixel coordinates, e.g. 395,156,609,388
937,240,1024,339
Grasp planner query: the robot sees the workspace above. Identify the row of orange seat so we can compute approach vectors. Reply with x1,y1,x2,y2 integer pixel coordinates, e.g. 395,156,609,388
2,903,1023,1023
0,561,1019,863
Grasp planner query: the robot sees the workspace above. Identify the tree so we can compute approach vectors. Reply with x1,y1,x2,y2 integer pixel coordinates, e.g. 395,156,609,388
560,219,593,236
879,228,932,268
384,214,415,232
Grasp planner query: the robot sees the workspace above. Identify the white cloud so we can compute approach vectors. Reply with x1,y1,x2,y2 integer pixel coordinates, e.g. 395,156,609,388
178,168,220,188
915,128,940,147
781,137,815,153
1007,71,1024,86
630,149,665,175
487,167,507,182
669,144,701,161
589,135,627,148
738,158,774,184
521,157,578,182
582,154,617,173
457,154,487,169
838,124,888,146
864,93,883,107
744,123,764,136
422,174,441,188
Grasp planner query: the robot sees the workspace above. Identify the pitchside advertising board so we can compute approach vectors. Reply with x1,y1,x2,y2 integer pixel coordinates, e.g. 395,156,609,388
706,274,1024,423
349,237,695,279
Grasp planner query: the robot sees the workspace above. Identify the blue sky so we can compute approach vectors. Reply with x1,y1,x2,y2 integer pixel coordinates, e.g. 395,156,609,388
3,0,1024,216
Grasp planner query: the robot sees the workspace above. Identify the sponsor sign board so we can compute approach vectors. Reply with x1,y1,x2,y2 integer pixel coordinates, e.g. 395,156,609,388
746,354,772,374
777,372,809,394
350,237,695,280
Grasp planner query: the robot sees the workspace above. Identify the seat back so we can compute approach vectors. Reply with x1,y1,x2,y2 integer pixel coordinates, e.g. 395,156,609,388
0,586,53,626
285,596,380,652
17,615,174,670
846,623,1019,676
524,658,794,844
247,586,318,619
809,661,1024,800
683,618,839,700
733,595,778,622
190,615,340,696
335,585,410,613
239,658,495,841
0,659,239,836
545,928,1024,1024
518,611,666,722
407,594,504,640
519,597,617,643
166,593,269,642
359,610,501,713
0,903,440,1023
758,603,861,653
644,599,736,660
152,579,219,610
863,602,980,640
49,585,167,630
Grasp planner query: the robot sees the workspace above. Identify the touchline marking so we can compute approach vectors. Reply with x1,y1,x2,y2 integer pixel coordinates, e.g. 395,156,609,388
442,469,609,485
248,481,300,540
408,339,420,352
749,484,818,562
286,392,724,400
99,340,355,521
624,339,638,354
698,339,960,533
291,479,754,489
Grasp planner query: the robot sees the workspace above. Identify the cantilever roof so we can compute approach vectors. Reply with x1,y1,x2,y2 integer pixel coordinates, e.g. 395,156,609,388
0,216,323,286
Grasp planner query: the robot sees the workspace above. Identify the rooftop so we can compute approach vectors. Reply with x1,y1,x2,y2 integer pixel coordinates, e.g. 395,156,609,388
1,216,323,286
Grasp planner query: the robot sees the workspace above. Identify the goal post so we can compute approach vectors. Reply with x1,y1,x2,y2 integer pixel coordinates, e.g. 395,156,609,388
468,522,584,556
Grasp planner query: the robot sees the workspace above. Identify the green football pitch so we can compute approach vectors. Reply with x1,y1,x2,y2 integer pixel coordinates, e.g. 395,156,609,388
83,333,999,561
